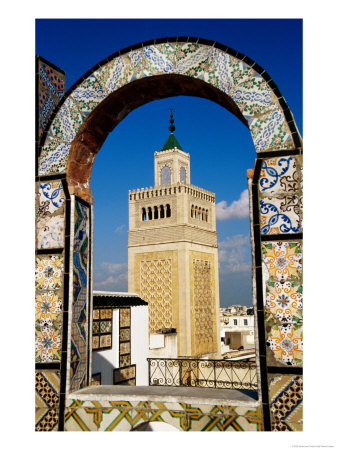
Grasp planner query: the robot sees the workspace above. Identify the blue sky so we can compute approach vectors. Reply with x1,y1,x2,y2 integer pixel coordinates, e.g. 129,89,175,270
36,19,302,307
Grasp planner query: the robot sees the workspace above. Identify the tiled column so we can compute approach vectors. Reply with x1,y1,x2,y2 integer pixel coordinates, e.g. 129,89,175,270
251,152,303,431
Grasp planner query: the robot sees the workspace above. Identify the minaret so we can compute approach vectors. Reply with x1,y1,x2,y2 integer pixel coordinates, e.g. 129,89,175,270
128,111,220,358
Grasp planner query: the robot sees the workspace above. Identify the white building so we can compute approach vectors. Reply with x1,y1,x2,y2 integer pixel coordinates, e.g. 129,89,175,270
219,305,255,356
91,291,149,386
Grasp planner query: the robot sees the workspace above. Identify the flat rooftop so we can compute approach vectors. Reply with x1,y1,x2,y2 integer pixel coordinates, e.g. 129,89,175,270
69,385,260,407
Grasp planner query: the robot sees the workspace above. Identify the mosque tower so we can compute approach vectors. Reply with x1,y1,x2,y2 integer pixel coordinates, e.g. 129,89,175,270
128,111,220,358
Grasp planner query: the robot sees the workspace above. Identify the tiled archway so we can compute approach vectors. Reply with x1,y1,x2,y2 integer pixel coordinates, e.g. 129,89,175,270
35,37,302,431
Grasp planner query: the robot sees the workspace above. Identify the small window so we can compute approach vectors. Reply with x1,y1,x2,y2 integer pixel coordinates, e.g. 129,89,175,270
154,206,158,219
244,319,248,326
180,167,186,183
233,319,237,326
148,207,152,220
142,207,146,221
166,204,171,218
160,205,165,218
161,166,171,185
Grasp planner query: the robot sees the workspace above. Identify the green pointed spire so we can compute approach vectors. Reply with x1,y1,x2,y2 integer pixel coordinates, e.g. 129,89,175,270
161,109,183,151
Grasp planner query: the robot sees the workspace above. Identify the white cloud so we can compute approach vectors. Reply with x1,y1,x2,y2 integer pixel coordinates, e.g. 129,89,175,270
93,262,128,291
218,234,251,274
114,224,126,233
216,189,249,221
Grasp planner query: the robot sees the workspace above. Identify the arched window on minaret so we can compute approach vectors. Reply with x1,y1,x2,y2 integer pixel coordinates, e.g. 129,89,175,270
198,207,201,220
202,209,205,221
148,207,152,221
180,167,186,183
142,207,146,221
166,204,171,218
154,205,158,219
161,166,171,185
205,209,208,222
160,205,165,219
191,205,194,218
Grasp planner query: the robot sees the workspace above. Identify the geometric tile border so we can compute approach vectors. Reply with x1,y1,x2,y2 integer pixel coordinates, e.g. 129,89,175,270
268,374,302,432
64,400,263,431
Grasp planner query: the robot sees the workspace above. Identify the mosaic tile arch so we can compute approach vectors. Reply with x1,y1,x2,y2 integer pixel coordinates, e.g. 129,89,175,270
37,37,302,188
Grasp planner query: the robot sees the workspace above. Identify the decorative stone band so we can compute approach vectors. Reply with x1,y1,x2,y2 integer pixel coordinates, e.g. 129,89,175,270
128,225,218,247
129,182,215,203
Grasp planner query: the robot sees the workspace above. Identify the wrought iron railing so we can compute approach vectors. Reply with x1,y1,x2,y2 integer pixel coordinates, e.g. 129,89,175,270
147,358,257,390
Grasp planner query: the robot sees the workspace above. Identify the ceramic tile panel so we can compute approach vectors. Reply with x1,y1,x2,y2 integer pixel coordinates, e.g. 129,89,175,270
35,291,62,327
71,73,107,117
35,408,59,431
265,280,302,324
268,374,303,429
259,157,301,194
142,44,175,77
35,370,60,408
126,48,143,80
98,408,133,431
266,322,303,366
39,90,58,137
98,55,134,94
36,180,65,249
38,61,65,140
260,195,302,235
39,63,65,101
93,309,100,320
262,242,302,283
119,328,130,341
113,364,136,384
35,255,64,290
100,320,111,333
119,354,131,367
204,50,234,94
47,103,83,143
37,215,65,249
119,342,130,354
38,138,70,175
119,308,130,327
174,43,215,77
249,110,293,152
64,404,99,431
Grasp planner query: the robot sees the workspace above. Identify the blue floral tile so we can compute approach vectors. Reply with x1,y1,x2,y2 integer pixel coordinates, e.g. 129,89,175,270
249,110,294,152
142,45,174,76
174,43,212,77
38,138,70,175
260,195,302,234
204,50,234,94
71,73,107,116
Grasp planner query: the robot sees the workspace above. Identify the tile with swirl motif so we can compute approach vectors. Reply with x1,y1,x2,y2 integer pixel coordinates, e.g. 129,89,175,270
265,280,302,324
35,324,62,362
266,322,303,366
142,44,175,76
203,50,233,94
47,103,83,143
261,242,302,282
260,195,302,235
35,291,62,327
249,110,293,152
35,255,64,290
175,43,215,77
259,156,301,194
71,73,107,117
38,137,70,175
